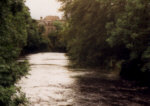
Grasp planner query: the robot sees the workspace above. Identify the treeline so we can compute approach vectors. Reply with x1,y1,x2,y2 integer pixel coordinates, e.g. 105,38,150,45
0,0,32,105
23,20,51,54
23,19,66,54
59,0,150,80
0,0,66,104
48,21,66,52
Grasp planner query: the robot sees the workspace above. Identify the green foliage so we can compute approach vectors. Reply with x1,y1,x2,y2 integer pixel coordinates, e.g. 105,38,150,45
23,20,51,53
0,61,29,87
11,87,29,106
48,21,66,52
59,0,150,80
0,0,30,105
0,86,16,105
107,0,150,79
59,0,116,67
0,86,29,106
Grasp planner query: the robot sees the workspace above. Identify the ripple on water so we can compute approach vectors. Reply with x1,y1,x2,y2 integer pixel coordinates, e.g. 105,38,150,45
17,52,150,106
17,53,81,105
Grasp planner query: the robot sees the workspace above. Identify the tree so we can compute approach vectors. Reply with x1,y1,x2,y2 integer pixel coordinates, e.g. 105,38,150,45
48,21,66,52
23,19,51,53
59,0,150,81
107,0,150,79
0,0,30,105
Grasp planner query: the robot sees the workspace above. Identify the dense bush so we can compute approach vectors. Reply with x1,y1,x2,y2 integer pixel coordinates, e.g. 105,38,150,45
59,0,150,80
24,19,66,54
0,0,30,105
23,20,51,54
106,0,150,80
48,21,66,52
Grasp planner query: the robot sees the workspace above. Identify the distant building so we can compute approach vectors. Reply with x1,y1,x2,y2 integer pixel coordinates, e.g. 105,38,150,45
37,16,60,36
44,16,60,21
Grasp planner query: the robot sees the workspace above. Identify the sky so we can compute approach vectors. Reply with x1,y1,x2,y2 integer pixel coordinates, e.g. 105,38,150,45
25,0,63,20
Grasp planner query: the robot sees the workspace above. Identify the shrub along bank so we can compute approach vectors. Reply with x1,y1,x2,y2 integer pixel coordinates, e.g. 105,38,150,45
59,0,150,81
0,0,31,105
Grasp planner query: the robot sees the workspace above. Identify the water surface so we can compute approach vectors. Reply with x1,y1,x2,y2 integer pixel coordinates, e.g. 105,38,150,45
18,52,150,106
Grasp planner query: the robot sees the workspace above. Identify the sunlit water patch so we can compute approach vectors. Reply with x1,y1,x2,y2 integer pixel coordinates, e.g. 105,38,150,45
17,53,87,106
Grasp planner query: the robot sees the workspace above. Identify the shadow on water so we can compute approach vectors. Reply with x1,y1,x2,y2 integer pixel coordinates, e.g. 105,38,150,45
18,52,150,106
69,68,150,106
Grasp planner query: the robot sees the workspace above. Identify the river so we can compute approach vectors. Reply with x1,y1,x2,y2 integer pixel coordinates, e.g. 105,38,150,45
17,52,150,106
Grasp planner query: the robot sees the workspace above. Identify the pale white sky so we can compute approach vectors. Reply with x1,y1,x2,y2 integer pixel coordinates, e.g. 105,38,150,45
25,0,63,20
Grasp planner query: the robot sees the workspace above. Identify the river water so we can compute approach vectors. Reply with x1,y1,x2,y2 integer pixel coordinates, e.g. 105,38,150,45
17,52,150,106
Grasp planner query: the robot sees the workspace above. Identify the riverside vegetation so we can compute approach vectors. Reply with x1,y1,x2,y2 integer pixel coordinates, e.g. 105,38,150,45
0,0,65,105
0,0,30,105
48,20,66,52
59,0,150,82
0,0,150,105
23,19,66,54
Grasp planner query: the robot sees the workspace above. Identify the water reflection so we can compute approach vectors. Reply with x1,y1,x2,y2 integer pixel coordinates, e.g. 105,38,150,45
17,52,150,106
17,53,87,106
